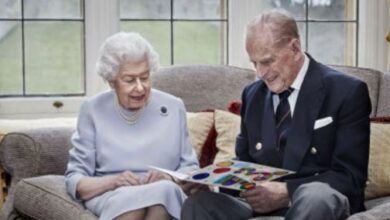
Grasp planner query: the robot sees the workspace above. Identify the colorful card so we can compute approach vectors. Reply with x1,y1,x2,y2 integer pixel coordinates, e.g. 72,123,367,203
151,160,295,191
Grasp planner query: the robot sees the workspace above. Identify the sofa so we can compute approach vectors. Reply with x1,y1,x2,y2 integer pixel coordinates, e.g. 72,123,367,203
0,64,389,220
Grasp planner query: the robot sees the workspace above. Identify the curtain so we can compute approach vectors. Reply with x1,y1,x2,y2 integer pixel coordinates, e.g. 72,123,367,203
387,0,390,42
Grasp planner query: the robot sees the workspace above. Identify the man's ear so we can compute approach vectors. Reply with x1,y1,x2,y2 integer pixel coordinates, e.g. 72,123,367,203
290,38,301,53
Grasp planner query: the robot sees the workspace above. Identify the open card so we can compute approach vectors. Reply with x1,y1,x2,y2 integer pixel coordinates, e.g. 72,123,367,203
151,160,295,191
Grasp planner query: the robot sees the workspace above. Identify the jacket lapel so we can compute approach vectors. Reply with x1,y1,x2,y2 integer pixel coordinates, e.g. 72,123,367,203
283,59,325,171
261,89,277,152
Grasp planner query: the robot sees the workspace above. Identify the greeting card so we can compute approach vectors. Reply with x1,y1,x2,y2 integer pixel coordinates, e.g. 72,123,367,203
151,160,295,191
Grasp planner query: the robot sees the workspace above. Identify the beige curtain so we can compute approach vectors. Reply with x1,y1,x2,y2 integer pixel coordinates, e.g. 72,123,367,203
387,0,390,42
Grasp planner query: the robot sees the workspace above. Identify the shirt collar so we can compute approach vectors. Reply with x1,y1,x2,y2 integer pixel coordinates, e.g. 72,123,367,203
290,53,309,91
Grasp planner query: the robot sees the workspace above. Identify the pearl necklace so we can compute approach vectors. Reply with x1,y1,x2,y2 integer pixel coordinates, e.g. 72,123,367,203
114,96,145,125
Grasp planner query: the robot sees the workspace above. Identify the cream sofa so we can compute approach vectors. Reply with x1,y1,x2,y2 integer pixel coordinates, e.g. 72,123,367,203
0,64,389,220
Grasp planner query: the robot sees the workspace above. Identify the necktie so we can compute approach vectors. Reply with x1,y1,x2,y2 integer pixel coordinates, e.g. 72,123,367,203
275,88,294,165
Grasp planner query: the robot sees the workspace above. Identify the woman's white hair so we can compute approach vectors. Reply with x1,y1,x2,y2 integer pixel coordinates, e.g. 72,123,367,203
96,32,159,82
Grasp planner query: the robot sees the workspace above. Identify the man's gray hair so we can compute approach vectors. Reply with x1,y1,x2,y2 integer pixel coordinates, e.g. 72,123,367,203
96,32,159,82
246,9,300,48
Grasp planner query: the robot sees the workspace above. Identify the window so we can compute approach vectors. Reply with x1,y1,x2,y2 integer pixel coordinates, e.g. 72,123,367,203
0,0,387,118
276,0,358,66
229,0,362,68
119,0,228,66
0,0,85,97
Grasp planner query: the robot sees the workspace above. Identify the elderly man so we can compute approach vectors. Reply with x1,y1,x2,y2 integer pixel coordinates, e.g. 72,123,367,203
181,9,371,220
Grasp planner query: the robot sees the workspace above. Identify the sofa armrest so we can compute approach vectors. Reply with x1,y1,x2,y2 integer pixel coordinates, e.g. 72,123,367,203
0,127,75,219
347,199,390,220
14,175,97,220
0,127,75,179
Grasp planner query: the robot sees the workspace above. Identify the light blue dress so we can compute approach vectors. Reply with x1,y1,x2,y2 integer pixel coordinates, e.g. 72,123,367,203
65,89,199,220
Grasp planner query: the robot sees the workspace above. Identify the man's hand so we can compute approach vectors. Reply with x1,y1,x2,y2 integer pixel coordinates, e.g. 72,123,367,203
240,182,289,213
177,181,210,195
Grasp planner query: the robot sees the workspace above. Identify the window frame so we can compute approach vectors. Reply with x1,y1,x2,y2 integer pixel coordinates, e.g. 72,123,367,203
119,0,229,65
0,0,86,98
297,0,359,66
0,0,388,118
0,0,117,119
229,0,364,68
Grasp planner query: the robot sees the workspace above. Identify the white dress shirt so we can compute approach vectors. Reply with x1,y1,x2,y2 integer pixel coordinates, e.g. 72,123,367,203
273,54,310,117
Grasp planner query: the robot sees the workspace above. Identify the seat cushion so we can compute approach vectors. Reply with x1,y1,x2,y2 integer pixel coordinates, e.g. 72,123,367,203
347,201,390,220
14,175,96,220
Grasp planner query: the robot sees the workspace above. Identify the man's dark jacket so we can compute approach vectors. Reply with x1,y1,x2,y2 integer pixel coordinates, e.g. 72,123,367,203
236,56,371,214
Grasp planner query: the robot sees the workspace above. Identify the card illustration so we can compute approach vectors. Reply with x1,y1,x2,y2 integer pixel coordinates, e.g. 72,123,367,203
151,160,295,191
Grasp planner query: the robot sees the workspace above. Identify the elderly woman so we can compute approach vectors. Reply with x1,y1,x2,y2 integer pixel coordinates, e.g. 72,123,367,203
65,32,199,220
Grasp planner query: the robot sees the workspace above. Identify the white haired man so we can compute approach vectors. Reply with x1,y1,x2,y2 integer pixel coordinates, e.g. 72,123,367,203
182,9,370,220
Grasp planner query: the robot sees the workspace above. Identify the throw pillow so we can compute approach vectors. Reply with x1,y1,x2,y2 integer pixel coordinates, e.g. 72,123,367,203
186,112,214,160
365,117,390,199
228,100,241,115
198,124,218,168
214,109,240,163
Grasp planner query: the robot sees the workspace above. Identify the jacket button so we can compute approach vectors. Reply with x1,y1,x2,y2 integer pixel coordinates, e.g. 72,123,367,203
256,142,262,150
310,147,317,155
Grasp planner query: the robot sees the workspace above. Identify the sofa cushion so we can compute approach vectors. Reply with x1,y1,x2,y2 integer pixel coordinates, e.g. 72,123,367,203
198,110,218,168
214,110,240,162
365,119,390,199
14,175,96,220
186,112,214,159
347,201,390,220
377,73,390,116
365,195,390,210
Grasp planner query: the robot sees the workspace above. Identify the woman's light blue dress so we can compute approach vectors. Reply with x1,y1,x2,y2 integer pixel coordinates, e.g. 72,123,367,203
65,89,199,220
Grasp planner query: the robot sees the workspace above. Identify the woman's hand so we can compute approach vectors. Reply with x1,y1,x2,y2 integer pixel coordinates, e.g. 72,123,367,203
143,170,173,184
177,180,210,195
76,172,141,201
112,170,142,188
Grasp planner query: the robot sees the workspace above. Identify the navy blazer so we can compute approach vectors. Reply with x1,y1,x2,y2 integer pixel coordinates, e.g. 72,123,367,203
236,56,371,214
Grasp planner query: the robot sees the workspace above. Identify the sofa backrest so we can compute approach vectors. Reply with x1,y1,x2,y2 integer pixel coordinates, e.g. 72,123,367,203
153,64,256,112
0,65,386,181
331,65,383,117
153,64,387,116
377,73,390,116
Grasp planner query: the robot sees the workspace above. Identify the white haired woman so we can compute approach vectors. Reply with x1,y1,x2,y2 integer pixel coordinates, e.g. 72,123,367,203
65,32,200,220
